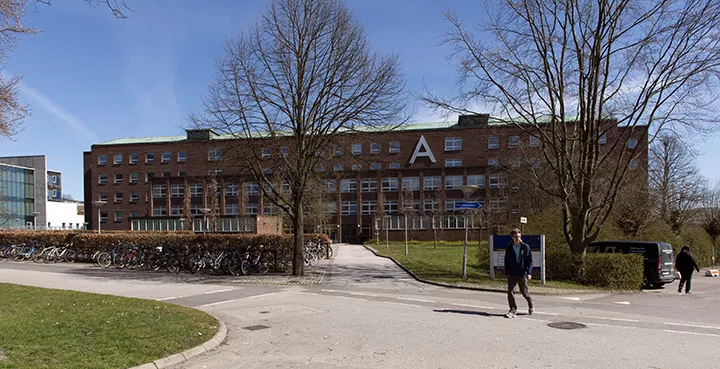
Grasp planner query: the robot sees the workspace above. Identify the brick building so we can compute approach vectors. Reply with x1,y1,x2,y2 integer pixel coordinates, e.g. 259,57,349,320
83,114,647,242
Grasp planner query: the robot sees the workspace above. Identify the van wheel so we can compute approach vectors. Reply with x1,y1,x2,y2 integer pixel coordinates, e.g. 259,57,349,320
641,275,651,289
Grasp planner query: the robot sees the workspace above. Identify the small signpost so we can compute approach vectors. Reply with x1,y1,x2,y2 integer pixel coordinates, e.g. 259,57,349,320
455,201,482,209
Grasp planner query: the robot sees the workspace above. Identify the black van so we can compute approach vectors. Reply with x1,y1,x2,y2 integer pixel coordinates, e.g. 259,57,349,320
587,241,676,288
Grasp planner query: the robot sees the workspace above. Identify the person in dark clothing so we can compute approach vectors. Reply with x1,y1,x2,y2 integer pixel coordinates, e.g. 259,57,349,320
675,245,700,294
504,228,534,318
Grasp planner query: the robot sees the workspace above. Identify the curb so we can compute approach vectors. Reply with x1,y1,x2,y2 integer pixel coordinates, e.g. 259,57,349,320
361,244,605,296
128,315,228,369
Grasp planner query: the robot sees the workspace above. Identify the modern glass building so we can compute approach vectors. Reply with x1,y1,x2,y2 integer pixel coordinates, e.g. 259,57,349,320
0,163,35,229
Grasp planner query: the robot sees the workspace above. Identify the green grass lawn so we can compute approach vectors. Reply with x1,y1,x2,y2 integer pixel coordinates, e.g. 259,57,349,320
369,242,599,291
0,284,218,369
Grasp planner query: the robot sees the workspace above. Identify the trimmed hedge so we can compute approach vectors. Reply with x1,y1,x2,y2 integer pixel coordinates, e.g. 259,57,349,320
576,253,643,289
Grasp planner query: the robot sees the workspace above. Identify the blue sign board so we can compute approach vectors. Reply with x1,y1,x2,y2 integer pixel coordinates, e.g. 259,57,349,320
490,234,546,284
455,201,482,209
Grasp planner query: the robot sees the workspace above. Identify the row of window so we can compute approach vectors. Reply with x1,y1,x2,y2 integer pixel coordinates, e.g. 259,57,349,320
327,199,515,215
328,175,507,193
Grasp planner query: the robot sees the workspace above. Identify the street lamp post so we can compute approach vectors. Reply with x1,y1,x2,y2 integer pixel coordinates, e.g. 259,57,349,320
92,200,107,234
402,206,413,256
384,215,390,249
31,211,40,230
459,185,480,279
200,208,211,233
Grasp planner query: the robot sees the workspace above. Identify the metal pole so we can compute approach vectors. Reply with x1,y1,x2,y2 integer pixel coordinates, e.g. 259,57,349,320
404,213,408,256
463,210,468,279
385,217,389,249
97,208,101,234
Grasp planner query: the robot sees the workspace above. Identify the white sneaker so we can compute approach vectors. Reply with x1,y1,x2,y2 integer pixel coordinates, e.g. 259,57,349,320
504,310,516,319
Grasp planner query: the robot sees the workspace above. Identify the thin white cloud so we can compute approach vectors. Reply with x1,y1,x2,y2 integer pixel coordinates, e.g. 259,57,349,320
21,84,101,143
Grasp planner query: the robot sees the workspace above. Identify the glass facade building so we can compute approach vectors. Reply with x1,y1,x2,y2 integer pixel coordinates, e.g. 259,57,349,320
0,164,35,229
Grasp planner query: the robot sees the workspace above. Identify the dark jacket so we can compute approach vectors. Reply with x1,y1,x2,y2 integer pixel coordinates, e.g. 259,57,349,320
675,250,700,274
504,241,533,277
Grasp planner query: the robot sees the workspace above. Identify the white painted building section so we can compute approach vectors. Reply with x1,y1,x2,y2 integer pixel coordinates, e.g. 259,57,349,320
46,201,84,230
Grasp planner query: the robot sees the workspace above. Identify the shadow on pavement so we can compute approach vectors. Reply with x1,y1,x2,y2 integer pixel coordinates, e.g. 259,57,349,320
432,309,506,318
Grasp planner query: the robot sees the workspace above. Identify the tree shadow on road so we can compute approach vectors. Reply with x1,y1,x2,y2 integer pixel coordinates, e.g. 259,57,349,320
433,309,506,318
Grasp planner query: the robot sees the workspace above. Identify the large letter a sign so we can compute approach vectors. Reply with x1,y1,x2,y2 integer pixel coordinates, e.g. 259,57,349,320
409,135,436,164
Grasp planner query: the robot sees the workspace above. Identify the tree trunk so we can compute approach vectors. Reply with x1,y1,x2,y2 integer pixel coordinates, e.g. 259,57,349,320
292,200,305,276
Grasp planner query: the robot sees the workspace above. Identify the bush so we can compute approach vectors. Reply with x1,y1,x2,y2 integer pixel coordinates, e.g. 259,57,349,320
679,226,714,267
577,253,643,290
545,245,582,280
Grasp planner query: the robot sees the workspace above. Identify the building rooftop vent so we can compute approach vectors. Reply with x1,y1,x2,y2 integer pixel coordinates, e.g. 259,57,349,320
186,129,219,141
457,114,490,127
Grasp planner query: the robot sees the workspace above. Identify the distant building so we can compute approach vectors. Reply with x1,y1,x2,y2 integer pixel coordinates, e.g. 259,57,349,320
0,155,85,230
82,114,648,242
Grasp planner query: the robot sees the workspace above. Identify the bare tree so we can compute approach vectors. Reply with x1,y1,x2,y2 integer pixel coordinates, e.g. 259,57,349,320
426,0,720,253
649,133,706,233
701,179,720,266
33,0,132,19
192,0,407,275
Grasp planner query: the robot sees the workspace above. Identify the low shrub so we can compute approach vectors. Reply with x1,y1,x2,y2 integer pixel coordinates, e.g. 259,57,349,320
577,253,643,289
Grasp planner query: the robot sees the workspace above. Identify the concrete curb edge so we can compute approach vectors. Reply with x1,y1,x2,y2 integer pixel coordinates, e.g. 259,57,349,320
361,244,608,296
128,313,228,369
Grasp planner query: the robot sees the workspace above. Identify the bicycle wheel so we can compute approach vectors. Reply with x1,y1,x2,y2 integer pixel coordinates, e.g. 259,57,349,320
125,254,139,269
186,253,202,274
240,259,251,276
113,253,125,269
227,255,242,276
31,250,44,263
166,256,181,273
64,250,76,263
146,254,162,271
257,260,270,274
326,245,334,259
91,251,102,267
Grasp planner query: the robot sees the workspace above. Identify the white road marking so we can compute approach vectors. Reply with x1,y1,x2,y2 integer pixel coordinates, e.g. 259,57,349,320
584,316,638,323
397,297,435,303
321,289,340,293
200,299,236,307
157,295,189,301
349,292,379,297
564,297,581,301
663,322,720,330
383,301,421,307
333,296,367,301
533,311,558,316
203,288,235,294
451,303,494,309
662,329,720,338
613,301,631,305
522,318,551,323
247,292,279,299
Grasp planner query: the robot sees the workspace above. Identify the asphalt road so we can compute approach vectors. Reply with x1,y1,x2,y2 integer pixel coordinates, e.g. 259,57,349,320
1,244,719,368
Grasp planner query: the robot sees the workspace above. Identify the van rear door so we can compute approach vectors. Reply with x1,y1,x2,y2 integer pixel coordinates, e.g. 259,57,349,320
659,243,675,279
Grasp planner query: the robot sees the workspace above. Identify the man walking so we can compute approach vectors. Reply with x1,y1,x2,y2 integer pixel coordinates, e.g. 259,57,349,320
675,245,700,294
504,228,533,318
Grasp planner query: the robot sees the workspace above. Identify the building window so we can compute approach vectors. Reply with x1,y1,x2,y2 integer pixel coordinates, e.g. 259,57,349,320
113,153,122,165
489,175,508,188
467,174,485,188
98,174,107,185
153,185,167,198
145,172,153,183
114,192,123,203
171,206,183,216
208,148,223,161
153,206,167,217
382,177,398,192
130,192,139,202
361,178,378,192
488,158,500,166
352,164,362,171
262,168,272,175
114,173,123,184
99,192,108,202
129,153,139,164
352,143,362,155
384,200,398,213
530,157,541,169
333,144,344,157
145,152,154,163
340,179,357,193
262,148,271,158
212,168,224,176
225,183,239,197
162,152,171,163
488,136,500,149
598,134,607,145
263,203,279,215
326,179,337,193
445,175,463,190
509,136,520,148
327,202,337,214
315,165,325,172
389,162,401,169
370,143,381,154
511,204,521,214
114,211,124,222
245,182,259,195
445,137,462,151
446,199,459,212
445,159,462,167
99,211,108,223
334,164,344,172
98,155,107,165
423,176,440,190
529,136,541,147
170,184,184,197
341,201,357,215
225,204,239,215
177,151,186,162
361,201,377,215
629,159,639,169
281,147,289,157
389,141,400,153
402,177,420,191
424,199,439,212
245,203,259,215
129,172,138,184
627,139,638,149
370,163,382,171
177,170,186,177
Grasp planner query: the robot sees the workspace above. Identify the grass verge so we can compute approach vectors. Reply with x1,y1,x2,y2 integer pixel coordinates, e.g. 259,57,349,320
0,283,218,369
368,242,601,292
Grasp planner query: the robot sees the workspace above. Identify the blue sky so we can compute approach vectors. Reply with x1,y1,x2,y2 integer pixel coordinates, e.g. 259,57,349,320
1,0,717,198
